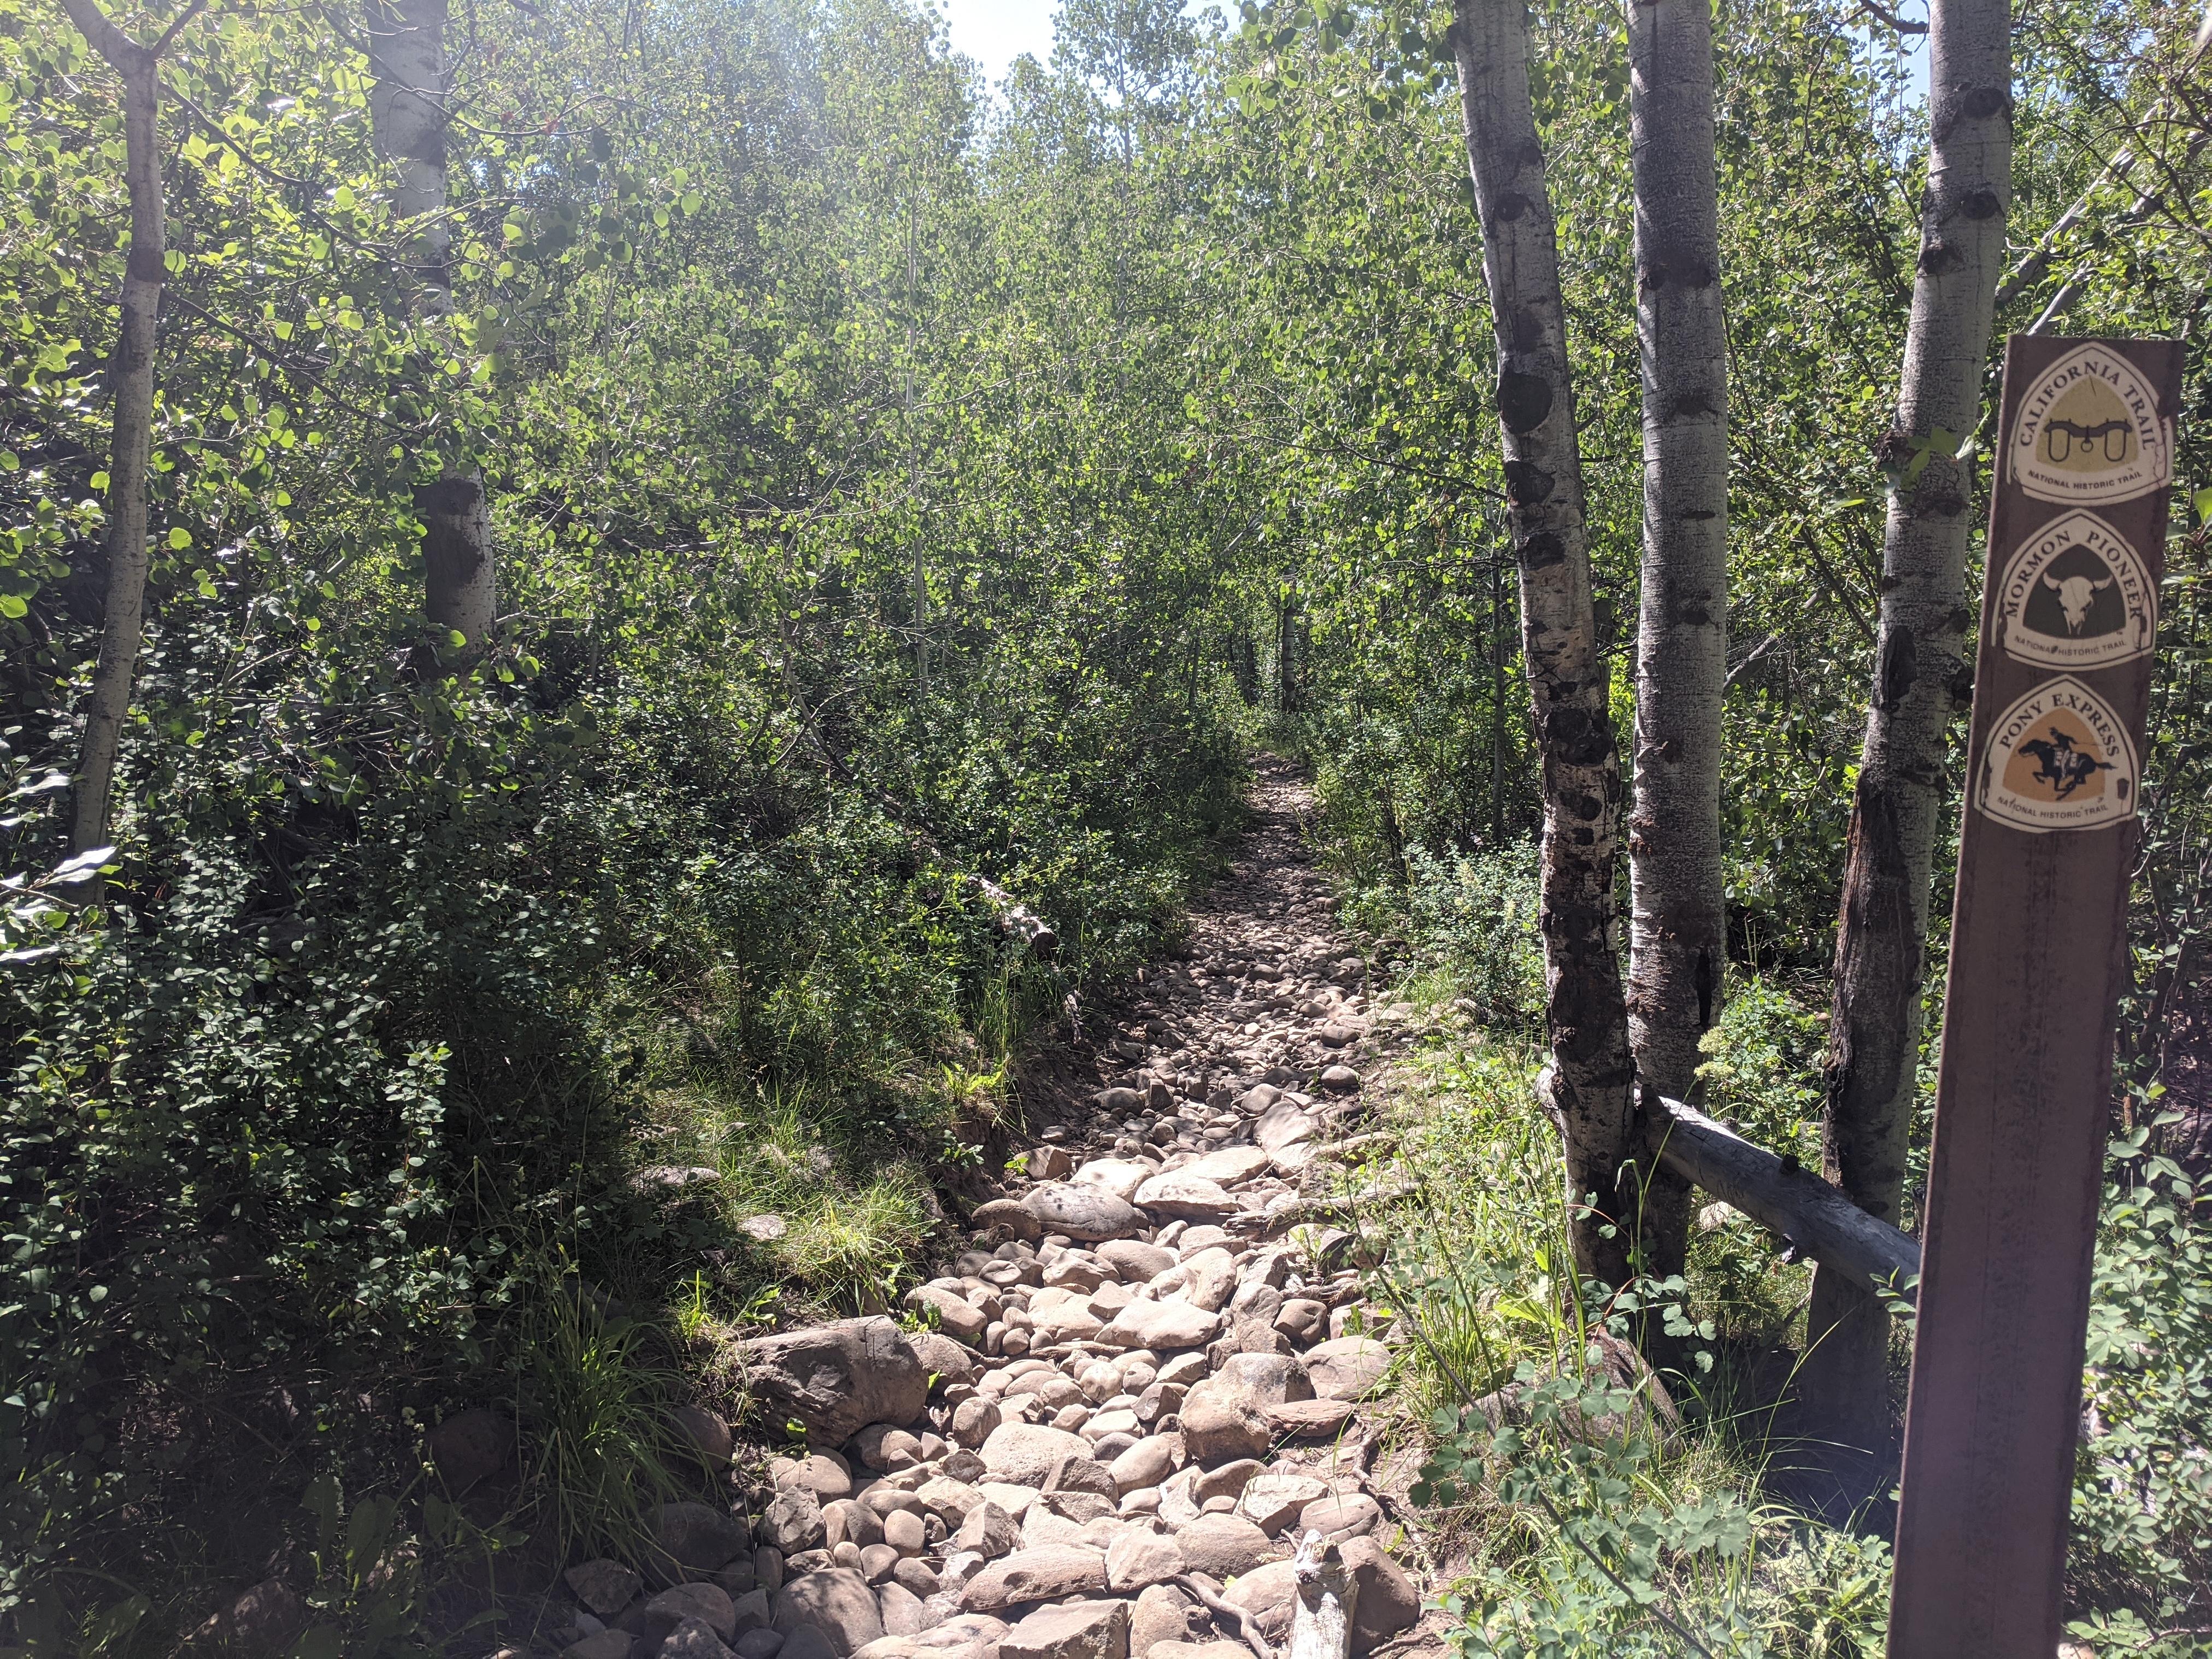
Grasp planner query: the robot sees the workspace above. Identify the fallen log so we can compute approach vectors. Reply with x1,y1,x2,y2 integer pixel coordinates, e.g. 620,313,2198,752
1646,1092,1919,1302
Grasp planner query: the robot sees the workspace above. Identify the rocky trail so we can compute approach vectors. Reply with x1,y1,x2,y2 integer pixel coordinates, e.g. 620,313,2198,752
521,760,1437,1659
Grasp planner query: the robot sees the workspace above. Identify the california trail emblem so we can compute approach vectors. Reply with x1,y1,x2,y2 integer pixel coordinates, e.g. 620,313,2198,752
1995,510,2155,669
2009,343,2170,504
1978,676,2140,833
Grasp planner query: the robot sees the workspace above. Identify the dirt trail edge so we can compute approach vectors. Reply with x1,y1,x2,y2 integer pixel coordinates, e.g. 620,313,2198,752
538,758,1439,1659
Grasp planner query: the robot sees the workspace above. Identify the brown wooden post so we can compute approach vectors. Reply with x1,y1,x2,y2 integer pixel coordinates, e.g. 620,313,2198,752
1887,334,2182,1657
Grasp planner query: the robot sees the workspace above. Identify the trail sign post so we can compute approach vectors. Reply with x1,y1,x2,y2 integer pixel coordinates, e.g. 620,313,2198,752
1887,334,2183,1657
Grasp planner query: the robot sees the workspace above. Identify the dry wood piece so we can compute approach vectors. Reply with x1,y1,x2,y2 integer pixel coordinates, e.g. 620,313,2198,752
1287,1530,1357,1659
1173,1572,1276,1659
1646,1093,1919,1298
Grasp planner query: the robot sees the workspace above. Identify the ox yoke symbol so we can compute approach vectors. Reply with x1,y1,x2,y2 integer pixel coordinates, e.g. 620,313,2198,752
2015,725,2113,798
2042,571,2114,633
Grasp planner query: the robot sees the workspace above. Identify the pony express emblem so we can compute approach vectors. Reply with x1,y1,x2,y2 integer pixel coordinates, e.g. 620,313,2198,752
1977,676,2140,833
1995,510,2155,669
2009,343,2170,504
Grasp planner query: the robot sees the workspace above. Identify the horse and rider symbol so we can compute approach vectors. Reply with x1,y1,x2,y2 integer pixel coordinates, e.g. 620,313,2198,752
2013,725,2112,800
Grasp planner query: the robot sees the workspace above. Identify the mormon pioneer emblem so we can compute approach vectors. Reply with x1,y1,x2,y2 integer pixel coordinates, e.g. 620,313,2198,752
1977,676,2140,833
1995,510,2155,668
2009,343,2170,504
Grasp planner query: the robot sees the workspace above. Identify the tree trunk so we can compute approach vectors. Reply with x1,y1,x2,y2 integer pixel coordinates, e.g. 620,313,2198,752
59,0,195,857
368,0,495,654
1623,0,1729,1293
1803,0,2011,1475
1453,0,1639,1289
1491,552,1508,842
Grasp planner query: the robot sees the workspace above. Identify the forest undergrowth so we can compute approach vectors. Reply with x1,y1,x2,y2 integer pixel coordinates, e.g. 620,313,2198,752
1317,827,2212,1656
5,0,2212,1648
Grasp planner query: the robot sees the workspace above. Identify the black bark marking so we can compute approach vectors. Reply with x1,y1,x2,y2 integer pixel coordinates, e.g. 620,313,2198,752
1516,531,1565,569
1504,459,1555,504
1497,370,1554,433
1877,625,1917,711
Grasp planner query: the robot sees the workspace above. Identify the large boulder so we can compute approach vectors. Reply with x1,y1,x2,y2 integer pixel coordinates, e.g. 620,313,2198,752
1098,1240,1176,1283
981,1422,1095,1486
1023,1184,1142,1243
1000,1599,1130,1659
904,1330,981,1390
1340,1537,1420,1646
772,1569,886,1657
1174,1514,1277,1581
1101,1299,1222,1353
1105,1529,1186,1592
1177,1381,1271,1465
1303,1338,1390,1403
1074,1160,1154,1204
1132,1173,1238,1223
652,1502,755,1584
960,1546,1109,1611
1214,1354,1313,1404
1253,1101,1317,1155
742,1319,930,1444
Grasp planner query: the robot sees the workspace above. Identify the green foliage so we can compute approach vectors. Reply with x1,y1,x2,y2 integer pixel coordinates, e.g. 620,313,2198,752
2,0,2208,1642
1360,1019,1887,1656
2066,1122,2212,1650
1339,845,1546,1032
0,0,1255,1634
1694,981,1829,1166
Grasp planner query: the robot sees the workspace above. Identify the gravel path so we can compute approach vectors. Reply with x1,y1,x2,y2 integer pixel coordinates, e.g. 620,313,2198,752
533,758,1434,1659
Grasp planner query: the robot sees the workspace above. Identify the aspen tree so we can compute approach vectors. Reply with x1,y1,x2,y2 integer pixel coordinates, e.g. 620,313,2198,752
1625,0,1729,1290
367,0,495,654
1452,0,1639,1286
1805,0,2011,1474
61,0,204,856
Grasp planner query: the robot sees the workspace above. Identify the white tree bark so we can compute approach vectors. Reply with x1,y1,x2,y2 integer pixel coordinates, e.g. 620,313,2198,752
1624,0,1729,1295
59,0,199,857
1804,0,2011,1472
367,0,495,653
1454,0,1640,1289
